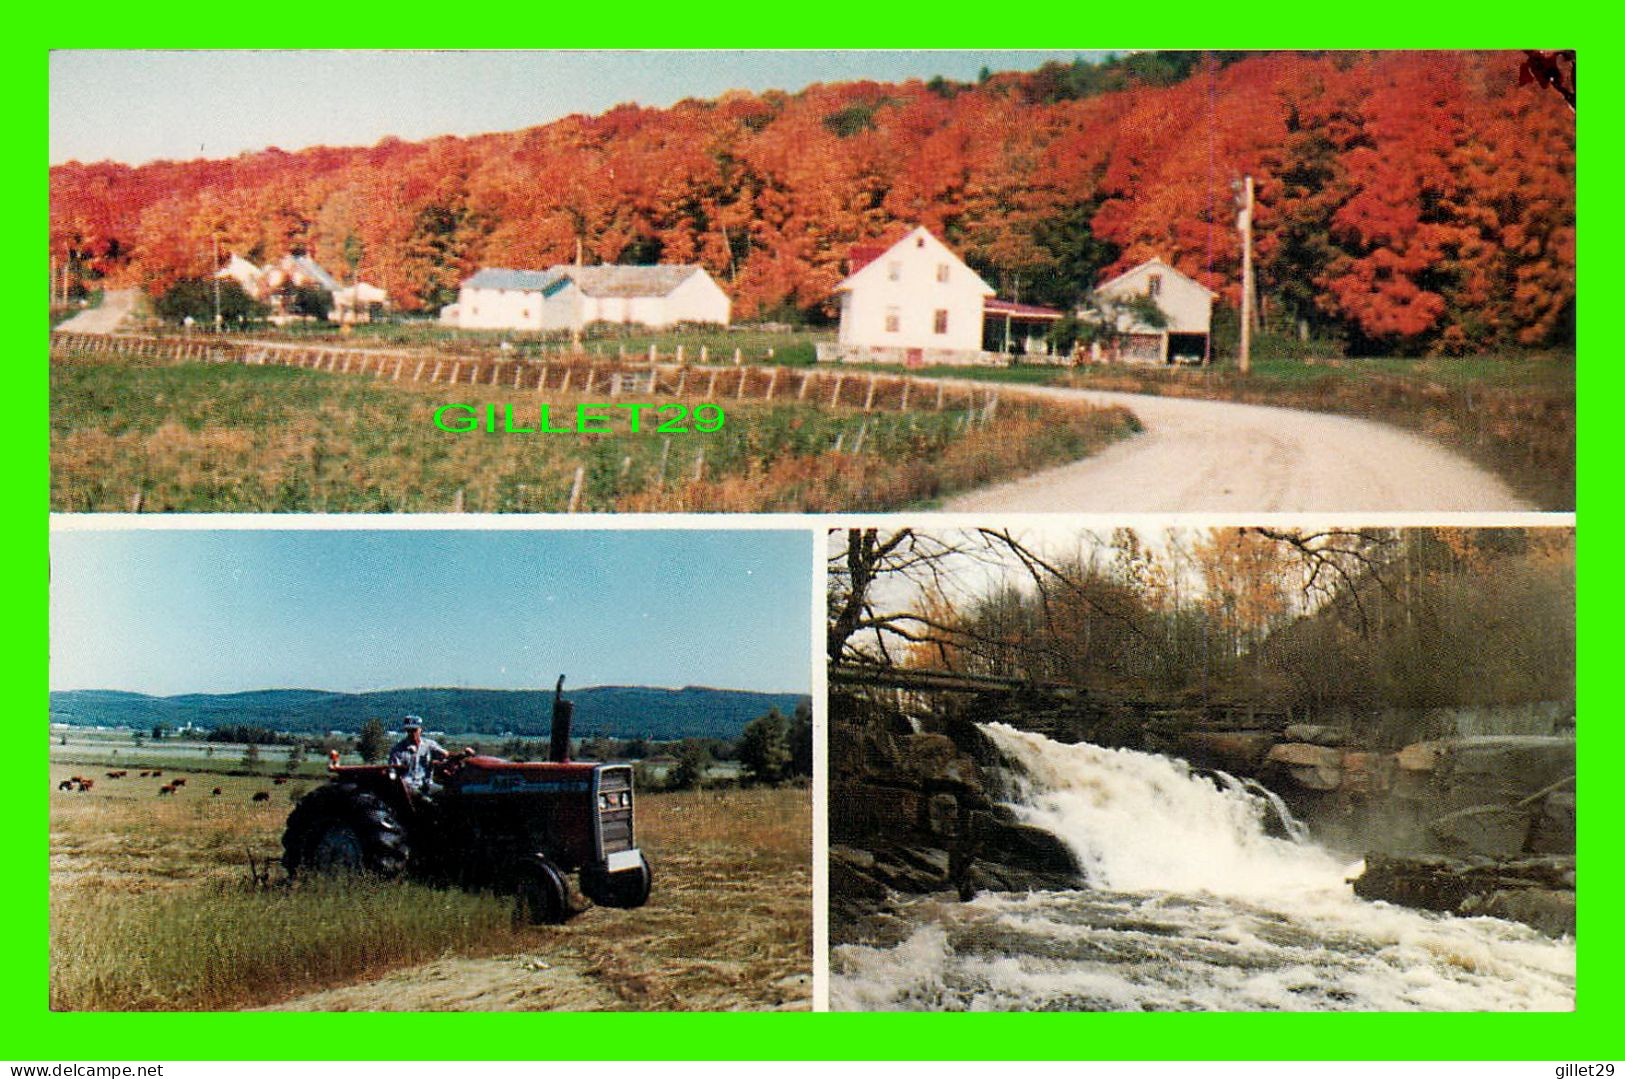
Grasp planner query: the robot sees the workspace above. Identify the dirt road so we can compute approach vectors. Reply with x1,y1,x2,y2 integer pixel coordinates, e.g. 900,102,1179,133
943,385,1531,513
54,288,140,334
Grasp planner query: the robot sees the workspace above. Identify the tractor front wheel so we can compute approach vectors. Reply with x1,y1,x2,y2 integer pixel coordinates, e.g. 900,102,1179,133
282,783,410,878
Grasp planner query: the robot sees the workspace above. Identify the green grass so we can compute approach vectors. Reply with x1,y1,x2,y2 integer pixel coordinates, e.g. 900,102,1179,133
51,355,1134,512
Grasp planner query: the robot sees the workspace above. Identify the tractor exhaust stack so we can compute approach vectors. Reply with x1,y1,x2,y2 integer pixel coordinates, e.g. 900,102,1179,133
550,674,573,762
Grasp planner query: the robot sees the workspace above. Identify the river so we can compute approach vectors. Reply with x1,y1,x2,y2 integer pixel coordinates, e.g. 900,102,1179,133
830,724,1575,1011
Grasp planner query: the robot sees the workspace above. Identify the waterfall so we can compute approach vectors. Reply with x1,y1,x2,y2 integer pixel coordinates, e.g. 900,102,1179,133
981,722,1347,898
832,723,1577,1011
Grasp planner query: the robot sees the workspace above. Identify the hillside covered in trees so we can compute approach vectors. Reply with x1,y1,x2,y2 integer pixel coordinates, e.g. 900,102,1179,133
50,51,1574,354
46,684,810,740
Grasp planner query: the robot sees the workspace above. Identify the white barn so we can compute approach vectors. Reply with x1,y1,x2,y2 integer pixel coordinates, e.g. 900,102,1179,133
447,264,731,333
1089,257,1216,365
557,265,731,329
829,226,996,365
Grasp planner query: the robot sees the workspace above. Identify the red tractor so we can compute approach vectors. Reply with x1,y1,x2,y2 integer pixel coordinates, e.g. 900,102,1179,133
281,678,650,923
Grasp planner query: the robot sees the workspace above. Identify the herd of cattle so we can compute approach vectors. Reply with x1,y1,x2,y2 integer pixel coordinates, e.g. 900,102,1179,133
55,770,297,802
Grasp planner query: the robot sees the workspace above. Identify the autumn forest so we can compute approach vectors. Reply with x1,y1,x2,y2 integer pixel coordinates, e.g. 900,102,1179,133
50,50,1575,355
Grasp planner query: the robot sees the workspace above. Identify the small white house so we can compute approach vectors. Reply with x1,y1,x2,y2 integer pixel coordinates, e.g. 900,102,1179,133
1088,256,1216,365
451,268,572,332
829,226,995,365
450,264,731,333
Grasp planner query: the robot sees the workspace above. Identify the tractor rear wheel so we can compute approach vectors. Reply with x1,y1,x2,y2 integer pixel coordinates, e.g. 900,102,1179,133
582,853,652,909
282,783,410,878
516,857,571,925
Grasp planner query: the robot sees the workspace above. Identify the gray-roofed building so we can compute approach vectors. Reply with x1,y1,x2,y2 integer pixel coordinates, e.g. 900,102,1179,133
449,263,730,332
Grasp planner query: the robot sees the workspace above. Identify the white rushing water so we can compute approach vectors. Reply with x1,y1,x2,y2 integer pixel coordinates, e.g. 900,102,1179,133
831,723,1576,1012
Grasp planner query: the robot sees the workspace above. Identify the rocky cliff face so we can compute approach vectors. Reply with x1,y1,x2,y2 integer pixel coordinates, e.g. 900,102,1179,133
829,693,1081,942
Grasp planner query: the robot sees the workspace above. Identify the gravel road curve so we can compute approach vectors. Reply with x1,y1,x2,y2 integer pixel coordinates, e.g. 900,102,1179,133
942,383,1532,513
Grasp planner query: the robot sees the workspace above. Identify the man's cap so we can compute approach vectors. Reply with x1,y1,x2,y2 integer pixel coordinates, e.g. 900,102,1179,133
402,715,424,730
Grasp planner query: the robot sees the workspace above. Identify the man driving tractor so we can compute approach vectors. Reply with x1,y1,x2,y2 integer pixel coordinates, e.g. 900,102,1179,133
388,716,471,796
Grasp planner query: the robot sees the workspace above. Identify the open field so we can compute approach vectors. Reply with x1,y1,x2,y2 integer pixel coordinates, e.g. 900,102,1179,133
875,351,1575,510
50,354,1137,512
48,754,811,1012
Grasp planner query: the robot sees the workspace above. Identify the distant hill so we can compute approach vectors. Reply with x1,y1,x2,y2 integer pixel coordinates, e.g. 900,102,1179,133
48,685,809,741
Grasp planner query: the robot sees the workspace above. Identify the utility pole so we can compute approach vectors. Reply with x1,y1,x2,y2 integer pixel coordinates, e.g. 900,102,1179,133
571,236,584,354
212,233,222,331
1236,174,1254,375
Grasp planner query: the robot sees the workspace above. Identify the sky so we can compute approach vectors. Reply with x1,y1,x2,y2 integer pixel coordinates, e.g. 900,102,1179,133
50,528,812,696
50,50,1114,166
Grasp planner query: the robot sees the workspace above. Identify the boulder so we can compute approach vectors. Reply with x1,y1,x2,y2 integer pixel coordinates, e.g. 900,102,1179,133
1426,803,1533,857
1284,724,1350,747
1396,740,1445,771
926,792,960,837
1353,852,1576,937
829,781,921,842
1176,731,1277,772
969,809,1081,879
1462,888,1576,937
1527,792,1576,855
1266,743,1343,769
1265,743,1343,790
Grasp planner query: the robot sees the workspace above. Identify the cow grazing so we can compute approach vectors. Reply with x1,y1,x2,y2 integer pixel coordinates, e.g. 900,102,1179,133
151,770,162,777
76,779,94,792
273,777,287,785
251,791,271,802
171,778,186,787
57,780,72,791
157,785,175,796
211,787,222,796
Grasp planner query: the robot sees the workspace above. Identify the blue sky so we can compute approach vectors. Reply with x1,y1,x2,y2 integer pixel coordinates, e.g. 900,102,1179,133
50,529,812,696
49,50,1113,166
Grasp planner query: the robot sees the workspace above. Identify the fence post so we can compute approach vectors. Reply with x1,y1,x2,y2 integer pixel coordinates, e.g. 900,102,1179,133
676,369,688,396
649,343,658,364
899,380,910,411
852,420,868,455
706,369,718,397
863,375,877,412
567,466,586,513
936,382,945,411
449,361,462,385
656,438,671,487
830,374,845,407
798,372,812,400
736,368,748,400
733,348,742,365
765,368,778,399
699,345,707,364
538,364,550,391
692,449,705,483
452,487,465,513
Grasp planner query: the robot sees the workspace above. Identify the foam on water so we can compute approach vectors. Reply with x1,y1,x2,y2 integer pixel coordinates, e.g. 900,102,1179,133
831,724,1575,1011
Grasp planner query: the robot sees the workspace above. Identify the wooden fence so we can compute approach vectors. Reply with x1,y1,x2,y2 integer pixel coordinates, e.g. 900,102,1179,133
50,331,1007,416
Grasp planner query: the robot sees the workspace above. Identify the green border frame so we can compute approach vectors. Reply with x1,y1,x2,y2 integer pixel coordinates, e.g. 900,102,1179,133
20,20,1612,1061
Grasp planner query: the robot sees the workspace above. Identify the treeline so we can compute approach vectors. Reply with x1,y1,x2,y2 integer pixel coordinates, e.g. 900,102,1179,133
350,704,812,789
50,51,1573,354
835,527,1573,712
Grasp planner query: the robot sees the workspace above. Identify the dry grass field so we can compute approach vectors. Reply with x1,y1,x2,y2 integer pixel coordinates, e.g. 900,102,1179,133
50,354,1137,513
48,759,810,1012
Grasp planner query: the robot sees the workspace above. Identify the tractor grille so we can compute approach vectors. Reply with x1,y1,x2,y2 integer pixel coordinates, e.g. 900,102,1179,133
597,765,635,853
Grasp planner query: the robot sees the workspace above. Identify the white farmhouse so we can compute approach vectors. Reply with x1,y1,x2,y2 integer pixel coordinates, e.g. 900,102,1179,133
1089,257,1216,365
829,226,996,365
447,264,731,333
